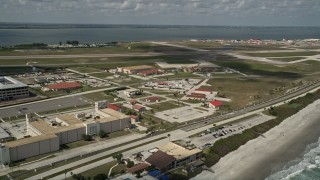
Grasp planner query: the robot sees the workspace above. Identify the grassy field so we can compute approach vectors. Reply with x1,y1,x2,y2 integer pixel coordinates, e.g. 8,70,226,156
88,72,113,78
82,92,116,102
207,77,291,109
71,161,127,179
148,101,185,112
70,67,102,73
243,51,320,57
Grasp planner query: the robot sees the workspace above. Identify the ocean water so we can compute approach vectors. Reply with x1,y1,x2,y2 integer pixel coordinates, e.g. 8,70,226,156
1,24,320,46
266,138,320,180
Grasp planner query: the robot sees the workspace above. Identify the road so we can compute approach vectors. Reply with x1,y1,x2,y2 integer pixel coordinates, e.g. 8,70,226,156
0,53,163,60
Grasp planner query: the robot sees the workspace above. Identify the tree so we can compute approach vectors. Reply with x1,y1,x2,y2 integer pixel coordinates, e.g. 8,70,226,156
112,153,123,163
167,134,171,141
82,134,92,141
126,159,134,168
93,173,107,180
98,130,106,138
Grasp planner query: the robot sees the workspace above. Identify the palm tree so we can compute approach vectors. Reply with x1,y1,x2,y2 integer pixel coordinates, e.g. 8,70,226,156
167,134,171,141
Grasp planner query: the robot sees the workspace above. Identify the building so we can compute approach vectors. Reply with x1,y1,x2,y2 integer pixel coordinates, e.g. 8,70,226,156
107,103,123,113
158,142,202,168
0,101,130,164
130,115,139,124
47,82,81,91
187,93,206,100
0,76,29,101
145,96,161,103
208,100,223,109
137,69,161,76
118,65,155,74
124,89,142,98
133,104,146,114
145,150,176,171
128,99,138,105
195,88,212,95
0,127,11,143
145,142,202,172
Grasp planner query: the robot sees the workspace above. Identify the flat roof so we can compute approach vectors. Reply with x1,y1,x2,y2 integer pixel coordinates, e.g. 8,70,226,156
5,134,57,148
122,65,154,71
56,114,82,125
0,127,10,139
0,76,28,90
98,108,129,119
29,119,85,135
158,142,201,160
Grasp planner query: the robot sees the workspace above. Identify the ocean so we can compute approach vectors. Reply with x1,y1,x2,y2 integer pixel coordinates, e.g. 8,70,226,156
1,23,320,46
266,138,320,180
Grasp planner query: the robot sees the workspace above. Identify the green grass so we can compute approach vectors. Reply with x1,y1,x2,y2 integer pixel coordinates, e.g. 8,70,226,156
88,72,113,78
70,67,101,73
72,161,126,179
148,101,185,112
82,92,116,102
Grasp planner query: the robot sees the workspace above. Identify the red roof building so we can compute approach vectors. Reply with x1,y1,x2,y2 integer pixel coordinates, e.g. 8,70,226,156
133,104,146,113
47,82,81,91
128,163,150,173
209,100,223,107
145,96,161,102
107,103,122,112
145,150,176,170
138,68,161,76
128,99,138,105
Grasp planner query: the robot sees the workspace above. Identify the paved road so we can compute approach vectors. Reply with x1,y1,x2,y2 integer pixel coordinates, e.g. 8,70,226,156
0,53,162,59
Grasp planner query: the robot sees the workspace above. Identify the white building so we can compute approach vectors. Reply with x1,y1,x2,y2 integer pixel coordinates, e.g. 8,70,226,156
0,76,29,101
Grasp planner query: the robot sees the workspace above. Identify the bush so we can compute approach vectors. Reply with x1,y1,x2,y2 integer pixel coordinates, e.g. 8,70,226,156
93,173,107,180
82,134,92,141
98,130,106,138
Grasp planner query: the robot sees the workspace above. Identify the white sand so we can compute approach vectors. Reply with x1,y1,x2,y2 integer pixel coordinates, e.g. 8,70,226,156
193,100,320,180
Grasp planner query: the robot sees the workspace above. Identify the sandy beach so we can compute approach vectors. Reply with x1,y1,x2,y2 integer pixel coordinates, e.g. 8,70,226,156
193,99,320,180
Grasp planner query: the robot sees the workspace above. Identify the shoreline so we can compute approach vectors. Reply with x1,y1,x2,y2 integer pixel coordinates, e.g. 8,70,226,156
193,99,320,180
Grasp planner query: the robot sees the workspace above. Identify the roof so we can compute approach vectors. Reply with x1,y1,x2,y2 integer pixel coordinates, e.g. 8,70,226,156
56,114,82,125
107,104,122,111
145,96,161,101
0,127,10,139
133,104,145,110
139,69,159,75
158,142,202,160
47,82,81,90
210,100,223,107
98,108,129,119
5,134,58,148
127,163,150,173
122,65,154,71
29,119,85,135
0,76,28,90
145,150,175,169
130,115,138,119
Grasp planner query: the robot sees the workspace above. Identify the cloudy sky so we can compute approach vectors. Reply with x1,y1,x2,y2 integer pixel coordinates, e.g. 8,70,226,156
1,0,319,26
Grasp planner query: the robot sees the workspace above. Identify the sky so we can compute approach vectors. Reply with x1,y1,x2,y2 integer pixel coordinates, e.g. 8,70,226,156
0,0,320,26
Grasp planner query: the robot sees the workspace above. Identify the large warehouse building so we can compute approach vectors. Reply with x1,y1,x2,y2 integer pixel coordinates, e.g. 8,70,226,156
0,76,29,101
0,101,130,163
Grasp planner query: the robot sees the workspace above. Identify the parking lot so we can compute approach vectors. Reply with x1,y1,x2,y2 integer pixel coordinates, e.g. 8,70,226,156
0,96,92,119
190,113,274,149
155,106,213,123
